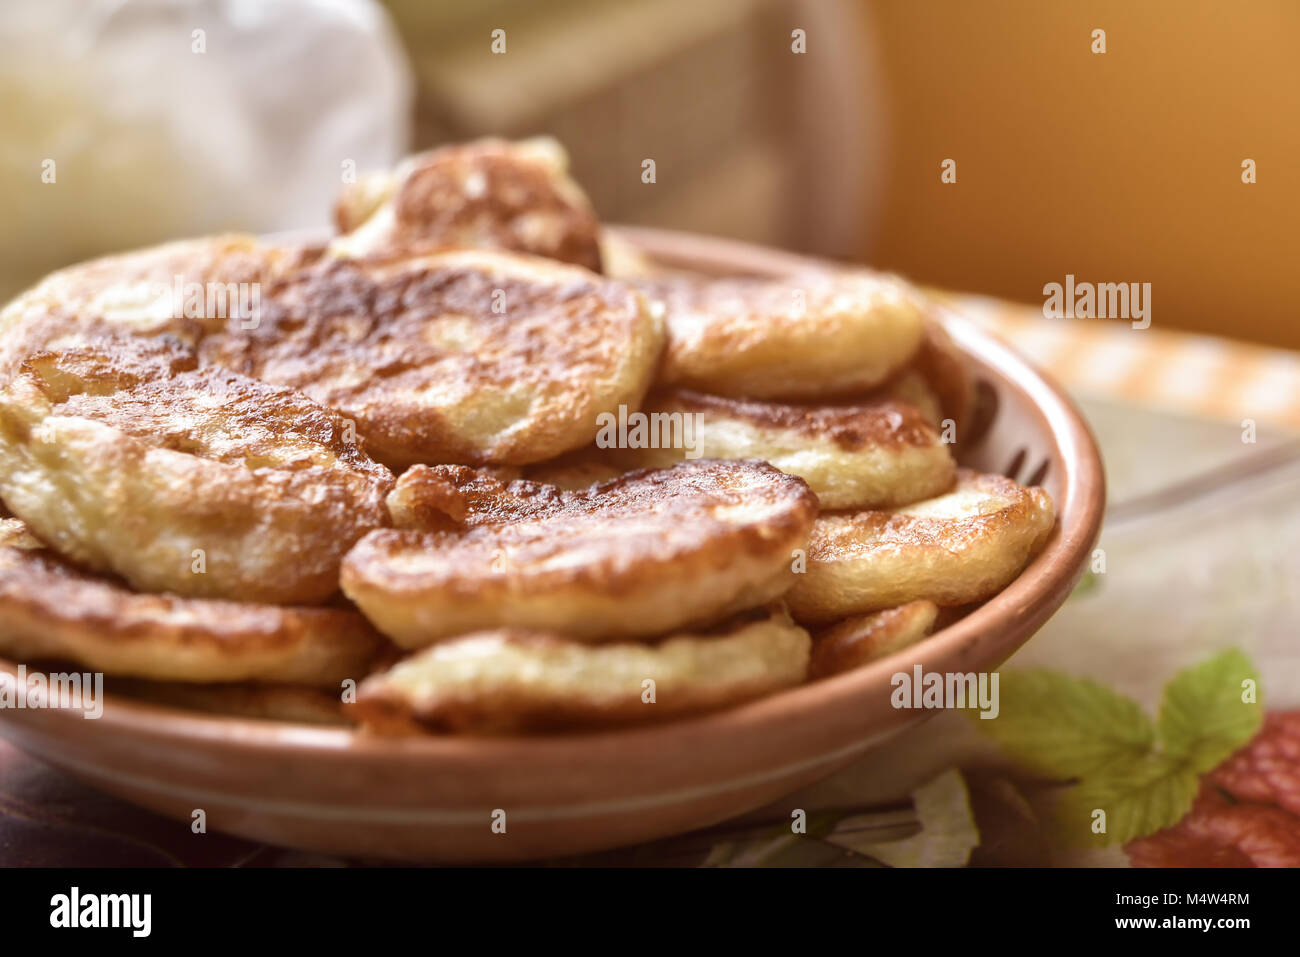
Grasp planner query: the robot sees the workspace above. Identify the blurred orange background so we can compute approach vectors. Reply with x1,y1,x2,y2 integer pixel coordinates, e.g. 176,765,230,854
867,0,1300,351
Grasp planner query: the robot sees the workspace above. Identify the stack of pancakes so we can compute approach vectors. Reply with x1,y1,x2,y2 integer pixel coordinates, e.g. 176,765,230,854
0,138,1054,734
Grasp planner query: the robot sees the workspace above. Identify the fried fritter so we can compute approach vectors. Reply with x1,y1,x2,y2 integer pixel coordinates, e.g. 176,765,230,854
808,601,938,679
0,341,393,604
0,234,307,382
909,318,975,430
200,249,664,467
0,519,381,685
786,469,1055,623
567,389,955,509
638,270,927,399
342,460,818,648
332,137,604,271
351,605,810,734
881,371,945,428
878,318,974,433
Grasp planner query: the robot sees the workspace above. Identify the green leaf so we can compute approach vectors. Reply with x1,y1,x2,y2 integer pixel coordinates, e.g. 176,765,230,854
1054,754,1199,846
1158,649,1262,773
974,670,1154,780
975,650,1263,851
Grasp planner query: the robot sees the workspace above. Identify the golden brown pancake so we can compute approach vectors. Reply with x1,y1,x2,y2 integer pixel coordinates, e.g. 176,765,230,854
786,469,1055,623
0,341,393,604
200,249,664,468
342,460,818,648
880,371,945,428
638,270,927,399
0,518,381,685
0,235,309,382
910,318,975,430
808,601,938,679
561,389,955,509
351,605,810,734
332,137,604,271
878,317,975,434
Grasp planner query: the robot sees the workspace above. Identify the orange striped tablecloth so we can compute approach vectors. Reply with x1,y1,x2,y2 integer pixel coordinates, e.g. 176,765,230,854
945,293,1300,432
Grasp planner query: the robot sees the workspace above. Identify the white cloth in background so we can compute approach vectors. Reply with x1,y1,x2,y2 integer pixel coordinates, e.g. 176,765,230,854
0,0,413,290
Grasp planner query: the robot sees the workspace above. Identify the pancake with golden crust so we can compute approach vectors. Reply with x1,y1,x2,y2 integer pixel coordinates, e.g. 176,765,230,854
808,601,938,679
910,318,974,429
0,519,381,685
638,270,926,399
351,606,810,734
342,460,818,648
877,317,974,433
200,249,664,468
332,138,603,271
0,341,393,604
0,235,310,382
563,389,955,509
786,469,1055,623
880,371,944,428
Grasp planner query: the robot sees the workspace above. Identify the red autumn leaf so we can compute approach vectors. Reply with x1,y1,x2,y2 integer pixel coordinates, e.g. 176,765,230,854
1124,822,1254,868
1207,711,1300,815
1126,711,1300,868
